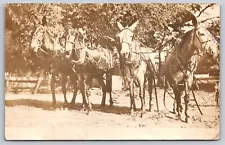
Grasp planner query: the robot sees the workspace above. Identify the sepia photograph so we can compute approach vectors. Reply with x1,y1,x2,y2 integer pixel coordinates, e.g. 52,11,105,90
5,3,220,140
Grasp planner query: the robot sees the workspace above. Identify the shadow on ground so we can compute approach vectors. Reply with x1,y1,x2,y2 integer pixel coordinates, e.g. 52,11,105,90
5,99,132,115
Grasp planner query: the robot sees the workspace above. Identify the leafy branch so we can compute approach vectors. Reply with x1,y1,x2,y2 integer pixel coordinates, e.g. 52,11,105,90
197,4,215,17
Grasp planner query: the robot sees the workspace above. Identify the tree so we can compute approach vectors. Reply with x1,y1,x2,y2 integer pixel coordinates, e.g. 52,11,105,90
5,3,219,74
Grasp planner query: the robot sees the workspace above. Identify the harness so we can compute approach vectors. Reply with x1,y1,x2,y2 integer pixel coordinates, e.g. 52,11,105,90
33,26,65,60
119,27,157,78
69,33,114,72
165,26,218,86
120,29,141,65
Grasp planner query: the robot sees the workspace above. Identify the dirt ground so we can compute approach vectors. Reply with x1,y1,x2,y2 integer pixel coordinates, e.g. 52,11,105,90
4,88,220,140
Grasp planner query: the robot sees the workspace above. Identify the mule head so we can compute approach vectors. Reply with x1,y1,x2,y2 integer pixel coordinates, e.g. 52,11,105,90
116,20,139,58
30,25,46,53
195,26,220,61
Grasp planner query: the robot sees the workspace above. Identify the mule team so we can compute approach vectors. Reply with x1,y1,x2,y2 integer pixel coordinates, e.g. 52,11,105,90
30,14,219,123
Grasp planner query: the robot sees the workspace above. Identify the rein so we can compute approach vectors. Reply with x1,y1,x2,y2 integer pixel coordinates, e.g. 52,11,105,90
35,29,64,60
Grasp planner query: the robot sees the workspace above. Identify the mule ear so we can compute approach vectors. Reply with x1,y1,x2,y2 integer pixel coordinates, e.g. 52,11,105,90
116,33,120,38
117,22,124,30
129,20,139,31
78,28,86,35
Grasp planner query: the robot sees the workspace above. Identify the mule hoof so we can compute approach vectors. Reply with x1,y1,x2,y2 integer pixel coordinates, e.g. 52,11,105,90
50,106,56,110
68,102,75,109
31,90,37,94
109,101,113,107
63,103,68,109
51,101,56,107
172,109,176,114
69,102,75,106
140,112,145,118
176,115,181,121
130,109,135,116
100,104,106,109
81,107,86,112
180,106,183,112
86,108,90,115
185,117,188,123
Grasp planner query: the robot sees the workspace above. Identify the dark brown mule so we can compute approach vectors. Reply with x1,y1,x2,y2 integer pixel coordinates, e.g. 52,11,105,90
71,39,117,113
117,21,159,117
162,17,219,123
30,24,79,109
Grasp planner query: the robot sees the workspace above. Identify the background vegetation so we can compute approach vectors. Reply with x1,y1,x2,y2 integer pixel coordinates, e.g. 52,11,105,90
5,3,220,75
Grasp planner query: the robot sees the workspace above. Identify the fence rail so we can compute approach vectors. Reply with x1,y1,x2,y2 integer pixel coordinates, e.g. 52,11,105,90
5,74,219,93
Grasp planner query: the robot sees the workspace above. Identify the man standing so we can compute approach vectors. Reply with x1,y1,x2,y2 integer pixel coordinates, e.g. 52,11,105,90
61,18,77,54
215,81,220,106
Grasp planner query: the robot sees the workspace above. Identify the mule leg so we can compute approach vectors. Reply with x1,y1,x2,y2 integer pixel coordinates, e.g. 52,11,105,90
132,83,136,111
129,78,136,114
32,69,45,94
47,73,52,92
184,79,191,123
60,73,68,109
176,90,182,120
136,71,146,117
85,85,92,114
143,78,146,106
171,80,176,114
172,85,182,120
50,73,56,108
139,83,146,117
70,87,78,106
79,77,88,111
173,99,176,114
184,81,190,123
84,75,93,114
100,89,107,108
153,76,159,112
148,76,153,112
109,92,113,107
106,73,113,107
70,74,79,106
132,79,137,111
66,79,70,91
128,78,133,114
81,89,87,111
98,77,107,108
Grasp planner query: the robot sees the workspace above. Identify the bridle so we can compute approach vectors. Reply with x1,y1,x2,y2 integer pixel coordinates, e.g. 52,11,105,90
32,27,63,59
174,27,219,78
194,26,219,58
119,27,135,50
119,27,139,63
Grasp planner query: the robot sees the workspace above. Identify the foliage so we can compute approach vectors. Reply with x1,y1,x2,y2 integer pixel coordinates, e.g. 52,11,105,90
5,3,220,74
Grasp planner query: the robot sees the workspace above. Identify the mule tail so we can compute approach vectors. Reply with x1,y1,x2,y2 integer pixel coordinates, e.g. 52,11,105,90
163,78,176,114
163,79,170,112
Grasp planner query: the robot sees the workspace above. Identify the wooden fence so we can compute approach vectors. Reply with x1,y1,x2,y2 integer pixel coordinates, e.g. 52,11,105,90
5,74,219,93
5,76,52,93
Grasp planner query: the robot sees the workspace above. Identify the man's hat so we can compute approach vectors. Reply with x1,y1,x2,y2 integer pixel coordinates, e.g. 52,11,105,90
66,18,72,25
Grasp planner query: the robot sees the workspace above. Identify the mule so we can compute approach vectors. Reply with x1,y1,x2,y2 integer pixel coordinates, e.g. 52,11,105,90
30,23,79,109
71,40,117,113
162,17,219,123
117,21,159,117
